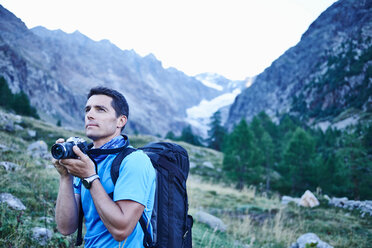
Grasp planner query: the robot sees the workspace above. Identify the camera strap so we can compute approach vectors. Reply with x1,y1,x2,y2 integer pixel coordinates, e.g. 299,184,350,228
85,135,129,173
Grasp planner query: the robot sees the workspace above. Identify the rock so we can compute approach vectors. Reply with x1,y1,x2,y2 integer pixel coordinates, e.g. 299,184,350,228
329,197,348,207
27,140,51,159
293,233,333,248
324,194,331,202
202,161,214,169
299,190,319,208
0,161,21,171
281,196,300,205
14,124,24,131
27,129,37,137
328,197,372,216
289,242,299,248
38,217,54,224
31,227,53,246
0,143,10,152
190,162,197,169
4,122,15,132
0,193,26,210
13,114,22,123
195,211,227,232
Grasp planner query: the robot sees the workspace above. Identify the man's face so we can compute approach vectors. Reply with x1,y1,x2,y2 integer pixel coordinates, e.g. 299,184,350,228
85,94,125,143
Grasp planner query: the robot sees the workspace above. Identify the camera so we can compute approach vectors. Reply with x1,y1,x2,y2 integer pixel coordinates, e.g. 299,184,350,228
51,137,89,159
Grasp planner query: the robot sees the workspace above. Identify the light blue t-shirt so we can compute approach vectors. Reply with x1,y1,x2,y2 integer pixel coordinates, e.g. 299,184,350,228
74,149,156,248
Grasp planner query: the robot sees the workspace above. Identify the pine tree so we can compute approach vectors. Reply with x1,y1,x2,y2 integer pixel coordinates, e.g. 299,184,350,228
12,91,39,119
165,131,176,140
261,132,275,191
0,77,13,109
206,110,226,151
180,125,202,146
282,127,316,194
223,119,258,189
313,127,345,196
0,77,39,119
337,131,372,200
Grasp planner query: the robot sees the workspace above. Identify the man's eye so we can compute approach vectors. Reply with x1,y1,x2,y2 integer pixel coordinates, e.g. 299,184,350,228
98,108,105,112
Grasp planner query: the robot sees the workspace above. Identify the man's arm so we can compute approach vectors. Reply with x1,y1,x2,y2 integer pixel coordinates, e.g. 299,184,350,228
89,180,144,241
55,175,80,235
53,138,80,235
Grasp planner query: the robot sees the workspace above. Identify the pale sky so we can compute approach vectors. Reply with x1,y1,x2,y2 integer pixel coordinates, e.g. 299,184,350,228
1,0,338,80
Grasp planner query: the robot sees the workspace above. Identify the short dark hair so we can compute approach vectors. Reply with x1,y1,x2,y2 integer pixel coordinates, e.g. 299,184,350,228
87,87,129,129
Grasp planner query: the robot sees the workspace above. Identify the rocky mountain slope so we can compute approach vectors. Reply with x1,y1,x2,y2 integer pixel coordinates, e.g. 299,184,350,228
0,5,229,136
227,0,372,131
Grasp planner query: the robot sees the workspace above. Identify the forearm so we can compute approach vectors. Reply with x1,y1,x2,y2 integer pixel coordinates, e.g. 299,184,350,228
89,180,137,241
55,175,79,235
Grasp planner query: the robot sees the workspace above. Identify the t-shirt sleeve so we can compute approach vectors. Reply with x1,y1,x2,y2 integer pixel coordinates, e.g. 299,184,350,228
73,176,81,195
113,150,155,206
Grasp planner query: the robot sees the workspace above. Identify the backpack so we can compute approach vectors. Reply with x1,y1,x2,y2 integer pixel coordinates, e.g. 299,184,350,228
76,142,193,248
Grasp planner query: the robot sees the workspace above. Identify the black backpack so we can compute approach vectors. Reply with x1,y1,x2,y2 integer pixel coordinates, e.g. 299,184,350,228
76,142,193,247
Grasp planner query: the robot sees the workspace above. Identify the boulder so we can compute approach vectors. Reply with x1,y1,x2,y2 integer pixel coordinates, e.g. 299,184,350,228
27,129,37,138
31,227,53,246
27,140,51,159
0,161,21,171
0,193,26,210
299,190,319,208
290,233,333,248
195,211,227,232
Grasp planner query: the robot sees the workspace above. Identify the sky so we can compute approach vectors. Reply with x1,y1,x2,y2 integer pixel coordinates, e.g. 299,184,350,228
1,0,338,80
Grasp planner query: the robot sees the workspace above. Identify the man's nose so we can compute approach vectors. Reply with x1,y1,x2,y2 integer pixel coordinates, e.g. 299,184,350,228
86,109,94,119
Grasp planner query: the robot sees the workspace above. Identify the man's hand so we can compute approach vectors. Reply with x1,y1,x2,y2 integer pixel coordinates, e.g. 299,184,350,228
60,146,96,178
53,139,69,177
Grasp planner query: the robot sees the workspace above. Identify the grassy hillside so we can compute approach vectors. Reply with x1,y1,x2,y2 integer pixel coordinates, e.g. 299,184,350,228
0,110,371,247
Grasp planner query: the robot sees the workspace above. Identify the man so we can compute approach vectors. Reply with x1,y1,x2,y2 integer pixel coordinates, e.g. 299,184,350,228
53,87,156,247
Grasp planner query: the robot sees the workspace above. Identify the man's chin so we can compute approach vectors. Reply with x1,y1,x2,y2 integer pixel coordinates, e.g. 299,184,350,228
86,131,99,141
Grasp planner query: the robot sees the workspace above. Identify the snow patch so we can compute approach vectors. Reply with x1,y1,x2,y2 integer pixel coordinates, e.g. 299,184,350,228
195,74,223,91
187,90,240,119
186,90,241,137
198,78,223,91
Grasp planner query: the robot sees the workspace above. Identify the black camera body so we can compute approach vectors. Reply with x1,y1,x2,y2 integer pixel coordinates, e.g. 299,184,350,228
51,137,89,159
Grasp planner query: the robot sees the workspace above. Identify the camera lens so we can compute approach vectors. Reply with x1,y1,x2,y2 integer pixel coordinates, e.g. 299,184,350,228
51,144,66,159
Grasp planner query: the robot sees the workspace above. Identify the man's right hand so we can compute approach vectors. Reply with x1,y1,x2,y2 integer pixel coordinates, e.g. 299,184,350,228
53,138,69,177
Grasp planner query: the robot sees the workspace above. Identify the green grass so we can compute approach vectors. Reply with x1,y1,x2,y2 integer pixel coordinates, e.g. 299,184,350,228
0,110,371,247
189,176,372,247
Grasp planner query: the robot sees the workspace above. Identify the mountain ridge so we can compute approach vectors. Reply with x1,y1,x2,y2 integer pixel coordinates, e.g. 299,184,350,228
0,4,242,136
227,0,372,131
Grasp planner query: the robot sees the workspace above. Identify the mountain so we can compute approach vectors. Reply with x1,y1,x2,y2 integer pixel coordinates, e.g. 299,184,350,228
0,4,226,136
227,0,372,131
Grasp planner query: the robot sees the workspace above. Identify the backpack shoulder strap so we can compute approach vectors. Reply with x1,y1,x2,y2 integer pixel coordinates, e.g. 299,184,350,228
109,146,155,248
110,147,137,185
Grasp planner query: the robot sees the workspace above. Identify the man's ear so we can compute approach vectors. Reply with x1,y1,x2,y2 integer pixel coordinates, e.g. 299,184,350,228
117,115,127,129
